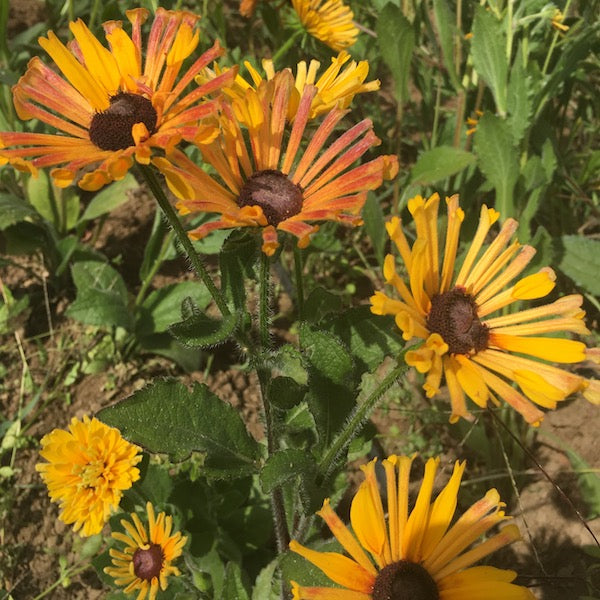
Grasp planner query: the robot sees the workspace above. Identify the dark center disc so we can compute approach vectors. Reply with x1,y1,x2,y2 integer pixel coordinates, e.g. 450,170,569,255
426,287,489,355
132,543,164,582
89,92,158,151
237,169,304,226
371,560,440,600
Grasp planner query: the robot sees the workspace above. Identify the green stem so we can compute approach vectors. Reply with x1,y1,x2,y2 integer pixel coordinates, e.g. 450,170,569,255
137,164,230,317
31,561,93,600
541,0,573,76
271,29,304,67
293,245,305,321
317,360,408,484
257,253,290,552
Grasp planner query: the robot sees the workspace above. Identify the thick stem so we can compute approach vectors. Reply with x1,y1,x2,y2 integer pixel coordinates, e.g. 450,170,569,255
317,359,408,484
137,164,230,317
257,252,290,552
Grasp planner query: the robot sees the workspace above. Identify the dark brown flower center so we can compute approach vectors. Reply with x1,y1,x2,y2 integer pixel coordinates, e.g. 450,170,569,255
132,543,164,582
426,287,489,355
237,169,304,226
89,92,157,151
372,560,440,600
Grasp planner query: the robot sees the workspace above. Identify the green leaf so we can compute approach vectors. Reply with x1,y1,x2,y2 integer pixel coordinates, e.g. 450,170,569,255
322,306,404,374
471,6,508,115
506,44,531,146
432,0,461,91
137,281,212,335
473,113,518,217
376,4,415,103
260,449,316,494
362,194,387,266
410,146,476,185
138,209,176,283
60,187,81,232
98,379,262,472
220,230,259,311
78,173,138,223
223,562,250,600
169,311,239,349
252,559,279,600
303,287,343,323
66,261,132,330
268,376,306,410
558,236,600,296
0,193,39,230
564,448,600,519
26,169,56,225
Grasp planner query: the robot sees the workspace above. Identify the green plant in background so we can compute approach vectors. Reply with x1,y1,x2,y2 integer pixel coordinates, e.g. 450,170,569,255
1,1,599,599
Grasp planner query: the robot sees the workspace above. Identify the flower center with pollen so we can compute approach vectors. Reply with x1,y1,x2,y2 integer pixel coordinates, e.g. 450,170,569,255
426,287,489,355
132,543,164,582
89,92,158,151
372,560,440,600
237,169,304,226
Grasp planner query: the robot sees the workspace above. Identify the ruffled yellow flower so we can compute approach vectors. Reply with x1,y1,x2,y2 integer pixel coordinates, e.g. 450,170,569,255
291,455,534,600
0,9,235,191
105,502,187,600
370,193,600,425
36,416,142,537
156,68,397,256
292,0,359,51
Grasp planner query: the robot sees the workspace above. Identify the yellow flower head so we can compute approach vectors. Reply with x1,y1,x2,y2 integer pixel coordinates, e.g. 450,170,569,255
292,0,359,51
156,68,397,256
370,193,600,425
36,415,142,537
213,51,379,121
105,502,187,600
291,455,535,600
0,9,236,191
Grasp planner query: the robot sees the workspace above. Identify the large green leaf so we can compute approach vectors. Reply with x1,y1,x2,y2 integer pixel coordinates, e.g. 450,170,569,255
78,173,139,223
410,146,476,185
66,261,132,330
376,4,415,103
506,43,531,146
473,113,518,217
169,311,240,349
98,379,263,473
558,235,600,296
0,193,39,230
260,449,316,494
471,6,508,115
433,0,461,91
223,562,250,600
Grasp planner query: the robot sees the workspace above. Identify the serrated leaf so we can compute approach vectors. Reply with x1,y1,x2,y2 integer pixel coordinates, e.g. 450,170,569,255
303,286,343,323
376,4,415,103
66,261,132,330
473,113,518,217
98,379,262,472
0,193,39,230
433,0,461,91
137,281,212,336
322,306,404,374
169,311,239,348
410,146,476,185
471,6,508,115
252,559,279,600
559,236,600,296
260,449,316,494
79,173,138,222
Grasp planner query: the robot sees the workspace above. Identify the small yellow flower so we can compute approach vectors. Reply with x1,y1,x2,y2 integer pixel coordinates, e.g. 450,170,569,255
290,455,535,600
156,69,397,256
370,193,599,425
292,0,359,51
0,9,234,191
36,416,142,537
466,110,483,136
551,9,569,33
105,502,187,600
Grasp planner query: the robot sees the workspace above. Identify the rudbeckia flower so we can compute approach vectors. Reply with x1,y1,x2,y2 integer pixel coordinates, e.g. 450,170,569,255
155,69,397,256
105,502,187,600
215,51,380,120
290,455,534,600
370,193,600,425
36,416,142,537
0,8,235,191
292,0,359,51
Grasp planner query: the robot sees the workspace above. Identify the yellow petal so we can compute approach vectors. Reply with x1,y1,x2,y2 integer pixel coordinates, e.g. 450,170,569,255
455,356,489,407
511,269,556,300
288,541,375,593
490,333,586,363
